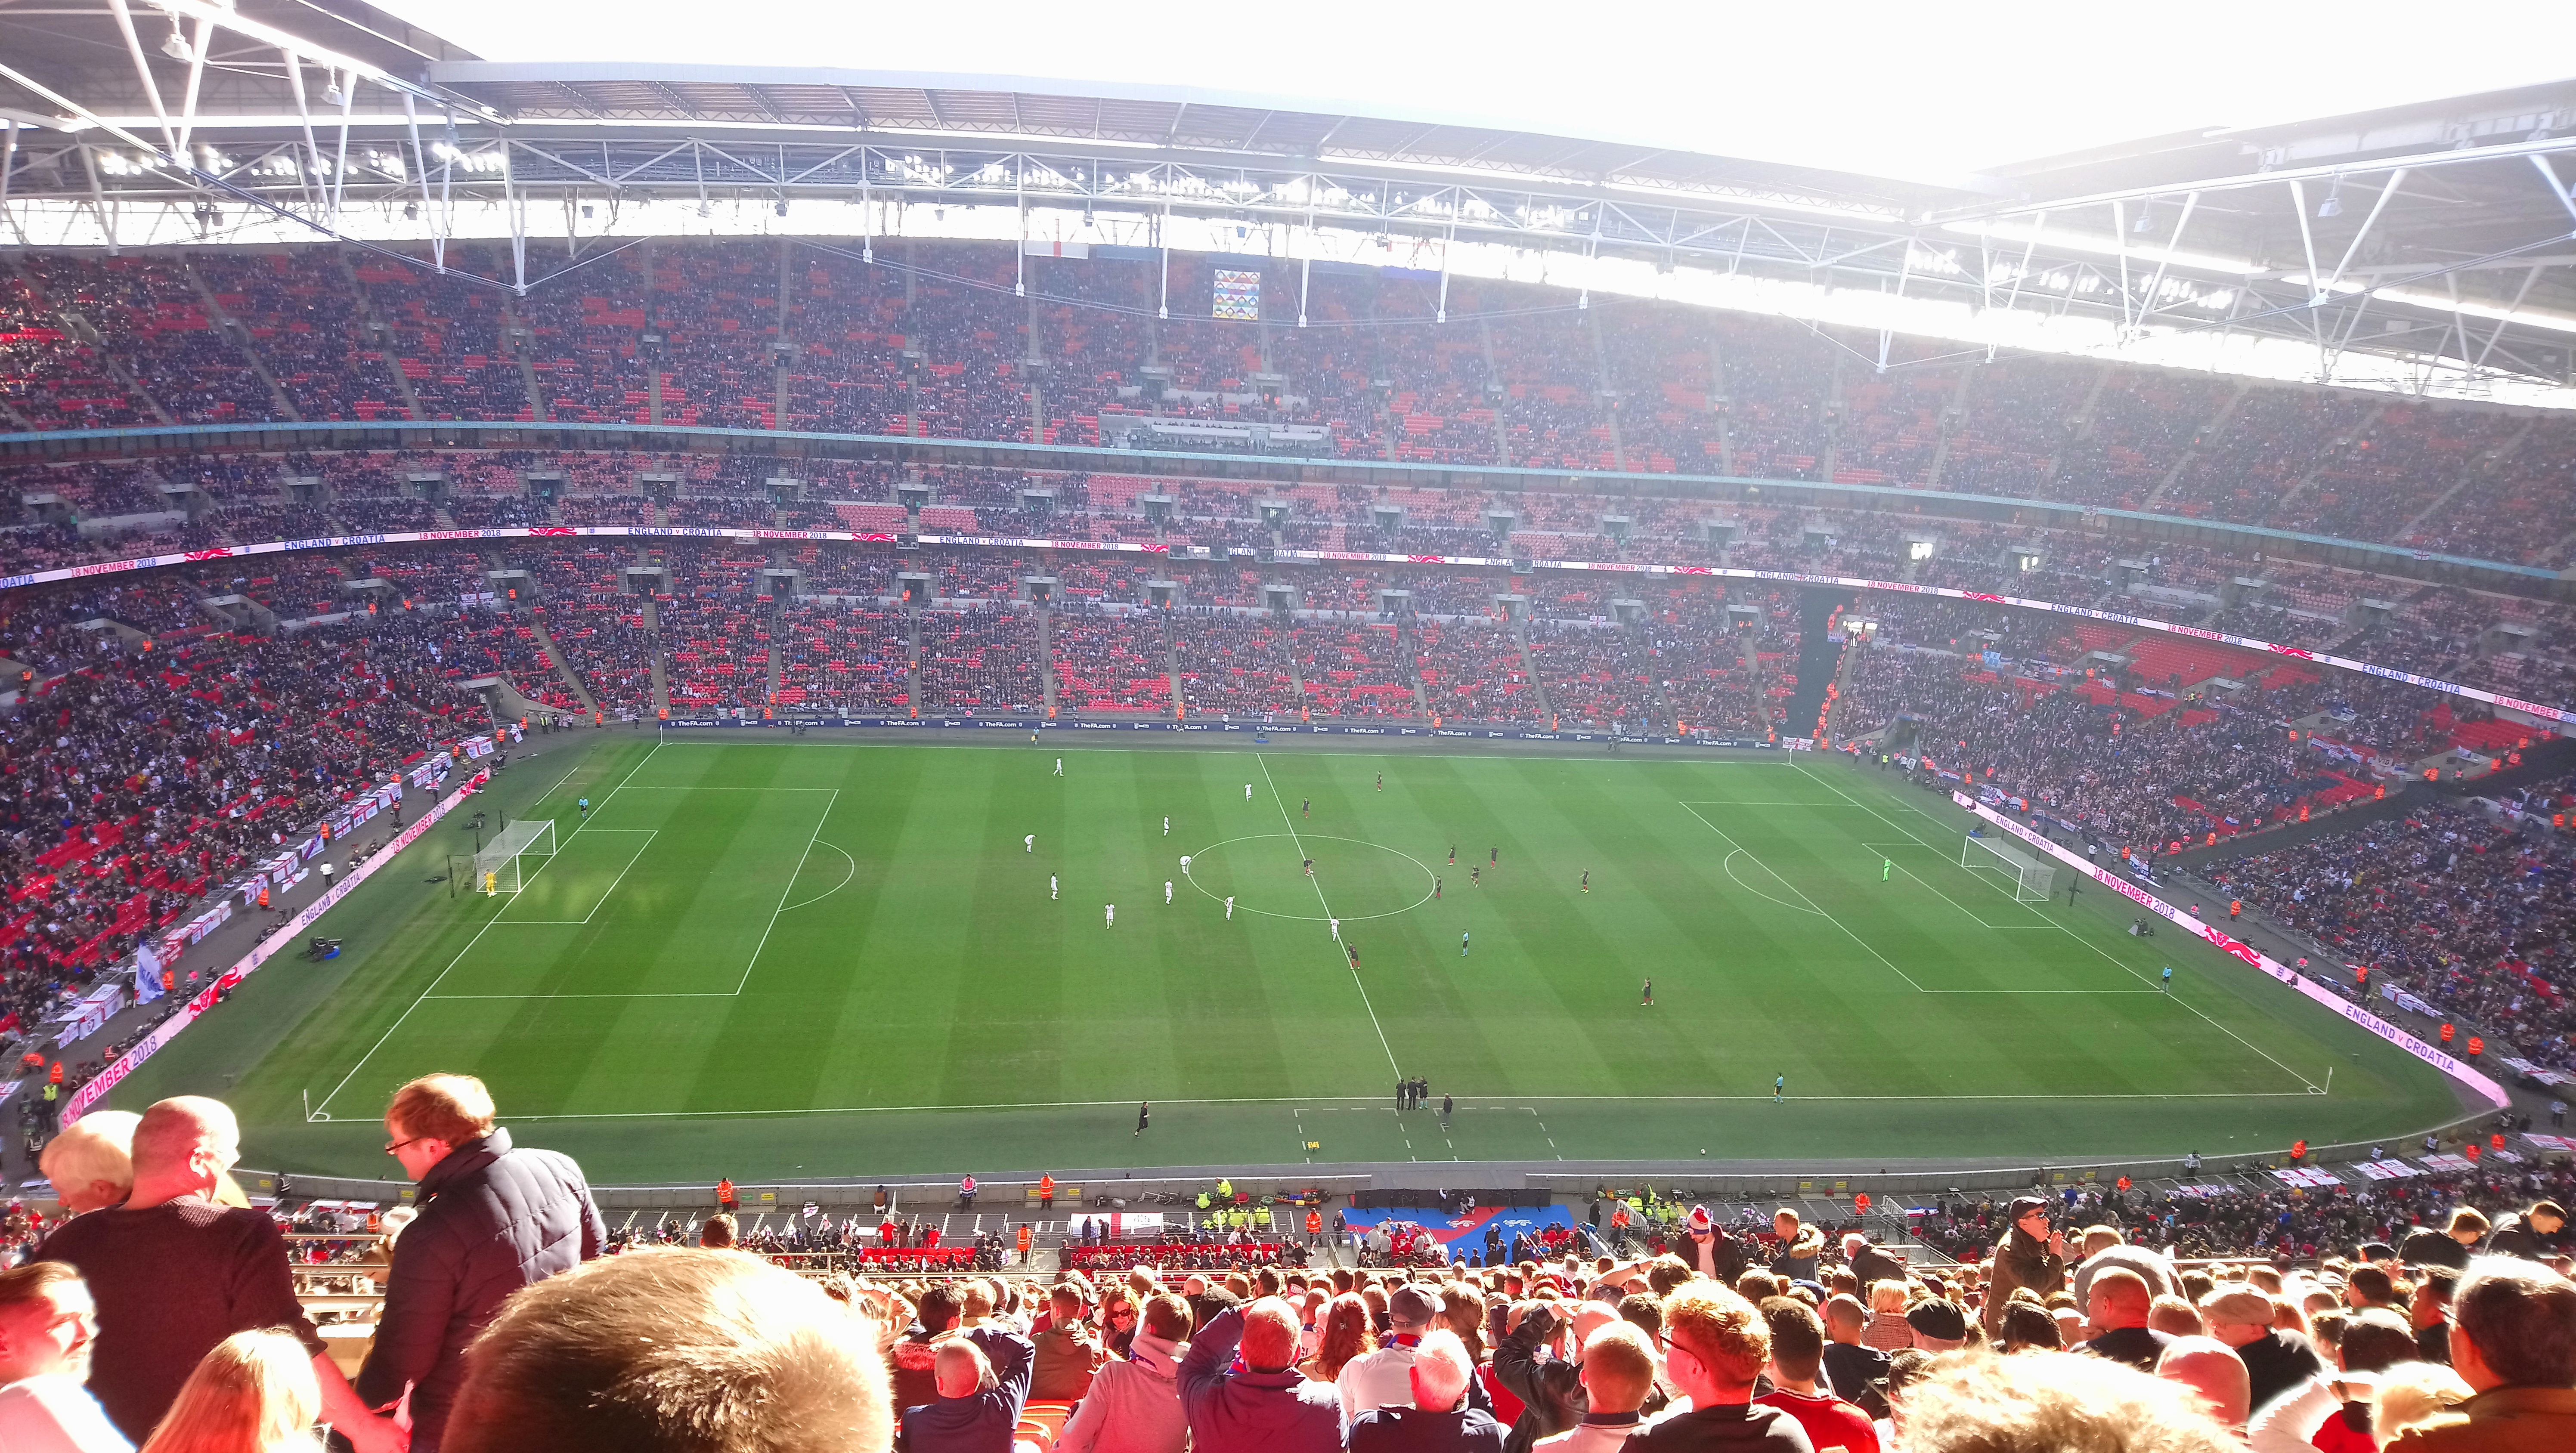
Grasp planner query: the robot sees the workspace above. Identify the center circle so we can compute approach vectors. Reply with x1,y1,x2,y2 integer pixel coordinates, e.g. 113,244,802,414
1184,834,1440,922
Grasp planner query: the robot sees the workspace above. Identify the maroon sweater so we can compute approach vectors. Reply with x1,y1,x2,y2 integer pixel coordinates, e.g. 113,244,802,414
37,1196,323,1442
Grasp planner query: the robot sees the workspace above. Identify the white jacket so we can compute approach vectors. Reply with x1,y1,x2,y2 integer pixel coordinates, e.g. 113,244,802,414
1056,1333,1189,1453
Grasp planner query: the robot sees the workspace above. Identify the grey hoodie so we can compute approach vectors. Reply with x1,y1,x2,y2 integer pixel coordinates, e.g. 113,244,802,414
1057,1331,1190,1453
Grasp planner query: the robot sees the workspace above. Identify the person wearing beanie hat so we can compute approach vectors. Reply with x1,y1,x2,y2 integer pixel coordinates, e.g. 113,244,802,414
1680,1206,1746,1284
1904,1300,1968,1352
1982,1197,2068,1339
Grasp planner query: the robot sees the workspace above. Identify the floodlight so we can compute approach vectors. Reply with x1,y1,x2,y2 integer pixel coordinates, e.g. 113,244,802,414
323,80,346,108
697,200,711,218
774,200,788,216
160,29,192,62
2316,186,2343,219
402,201,418,220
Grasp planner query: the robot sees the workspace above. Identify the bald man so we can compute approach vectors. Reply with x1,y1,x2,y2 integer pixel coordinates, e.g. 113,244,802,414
35,1097,402,1453
2074,1268,2177,1373
2158,1335,2253,1434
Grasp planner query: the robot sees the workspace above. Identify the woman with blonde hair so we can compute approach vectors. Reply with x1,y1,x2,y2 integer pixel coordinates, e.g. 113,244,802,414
1298,1292,1377,1383
140,1329,322,1453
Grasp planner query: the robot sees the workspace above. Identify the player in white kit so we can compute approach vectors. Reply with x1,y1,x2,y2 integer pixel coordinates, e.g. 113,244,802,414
1025,834,1034,853
1105,903,1115,927
1225,896,1235,919
1050,875,1058,900
1165,880,1174,903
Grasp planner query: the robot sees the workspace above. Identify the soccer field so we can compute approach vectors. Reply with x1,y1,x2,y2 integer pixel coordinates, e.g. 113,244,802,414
141,737,2461,1182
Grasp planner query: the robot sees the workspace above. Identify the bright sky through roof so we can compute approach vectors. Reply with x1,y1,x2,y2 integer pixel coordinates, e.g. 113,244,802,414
381,0,2574,184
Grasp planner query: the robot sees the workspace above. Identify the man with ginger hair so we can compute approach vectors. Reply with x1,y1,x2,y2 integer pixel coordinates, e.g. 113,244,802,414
443,1247,891,1453
1177,1296,1342,1452
357,1072,604,1453
1630,1281,1813,1450
35,1096,402,1452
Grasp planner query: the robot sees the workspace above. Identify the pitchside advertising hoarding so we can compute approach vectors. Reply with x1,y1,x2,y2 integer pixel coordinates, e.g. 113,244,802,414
6,526,2563,728
60,770,490,1122
1949,791,2510,1109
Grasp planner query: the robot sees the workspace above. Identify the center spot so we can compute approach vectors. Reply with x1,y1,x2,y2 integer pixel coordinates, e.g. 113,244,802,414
1183,834,1440,922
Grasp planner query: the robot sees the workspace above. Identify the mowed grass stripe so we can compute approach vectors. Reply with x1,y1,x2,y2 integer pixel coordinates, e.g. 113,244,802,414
140,740,2466,1178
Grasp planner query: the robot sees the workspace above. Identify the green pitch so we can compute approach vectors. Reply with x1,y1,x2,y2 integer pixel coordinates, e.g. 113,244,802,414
112,738,2461,1182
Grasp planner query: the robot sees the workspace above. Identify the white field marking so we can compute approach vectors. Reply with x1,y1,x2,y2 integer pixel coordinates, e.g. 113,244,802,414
312,737,666,1119
490,1086,2322,1122
1183,832,1437,922
1721,850,1827,915
734,789,840,995
1793,762,2322,1092
1678,801,1924,990
1860,843,2056,931
489,829,658,926
1257,753,1402,1077
643,738,1810,767
1681,801,1880,808
777,841,858,913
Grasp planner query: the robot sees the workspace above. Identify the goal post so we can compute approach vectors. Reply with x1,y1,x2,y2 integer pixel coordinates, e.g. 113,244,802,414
1961,832,2057,903
471,818,556,896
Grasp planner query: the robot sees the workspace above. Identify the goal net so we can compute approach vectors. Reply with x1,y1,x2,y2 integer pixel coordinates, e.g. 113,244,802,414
1961,832,2057,903
472,819,555,896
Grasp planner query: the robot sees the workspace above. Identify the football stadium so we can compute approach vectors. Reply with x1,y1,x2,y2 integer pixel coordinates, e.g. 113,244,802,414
3,5,2576,1450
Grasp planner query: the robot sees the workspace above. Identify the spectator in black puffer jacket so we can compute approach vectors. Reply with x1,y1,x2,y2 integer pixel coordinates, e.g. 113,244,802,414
356,1073,605,1453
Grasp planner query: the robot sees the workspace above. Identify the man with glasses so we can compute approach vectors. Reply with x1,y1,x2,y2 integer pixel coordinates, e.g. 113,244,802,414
1981,1196,2068,1339
358,1073,604,1453
34,1097,403,1452
1630,1282,1810,1450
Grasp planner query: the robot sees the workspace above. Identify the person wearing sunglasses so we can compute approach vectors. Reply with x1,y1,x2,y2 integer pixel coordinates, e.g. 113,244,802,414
1983,1196,2069,1340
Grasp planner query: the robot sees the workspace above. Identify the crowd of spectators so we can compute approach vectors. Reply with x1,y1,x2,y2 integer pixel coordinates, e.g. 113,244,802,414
10,1087,2576,1453
2200,794,2576,1073
13,239,2576,563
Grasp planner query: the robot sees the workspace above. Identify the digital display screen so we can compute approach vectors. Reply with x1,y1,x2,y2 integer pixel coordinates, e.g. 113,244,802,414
1212,268,1262,322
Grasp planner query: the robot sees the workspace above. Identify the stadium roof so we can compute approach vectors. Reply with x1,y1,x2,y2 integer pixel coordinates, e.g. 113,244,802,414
2,0,2573,402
